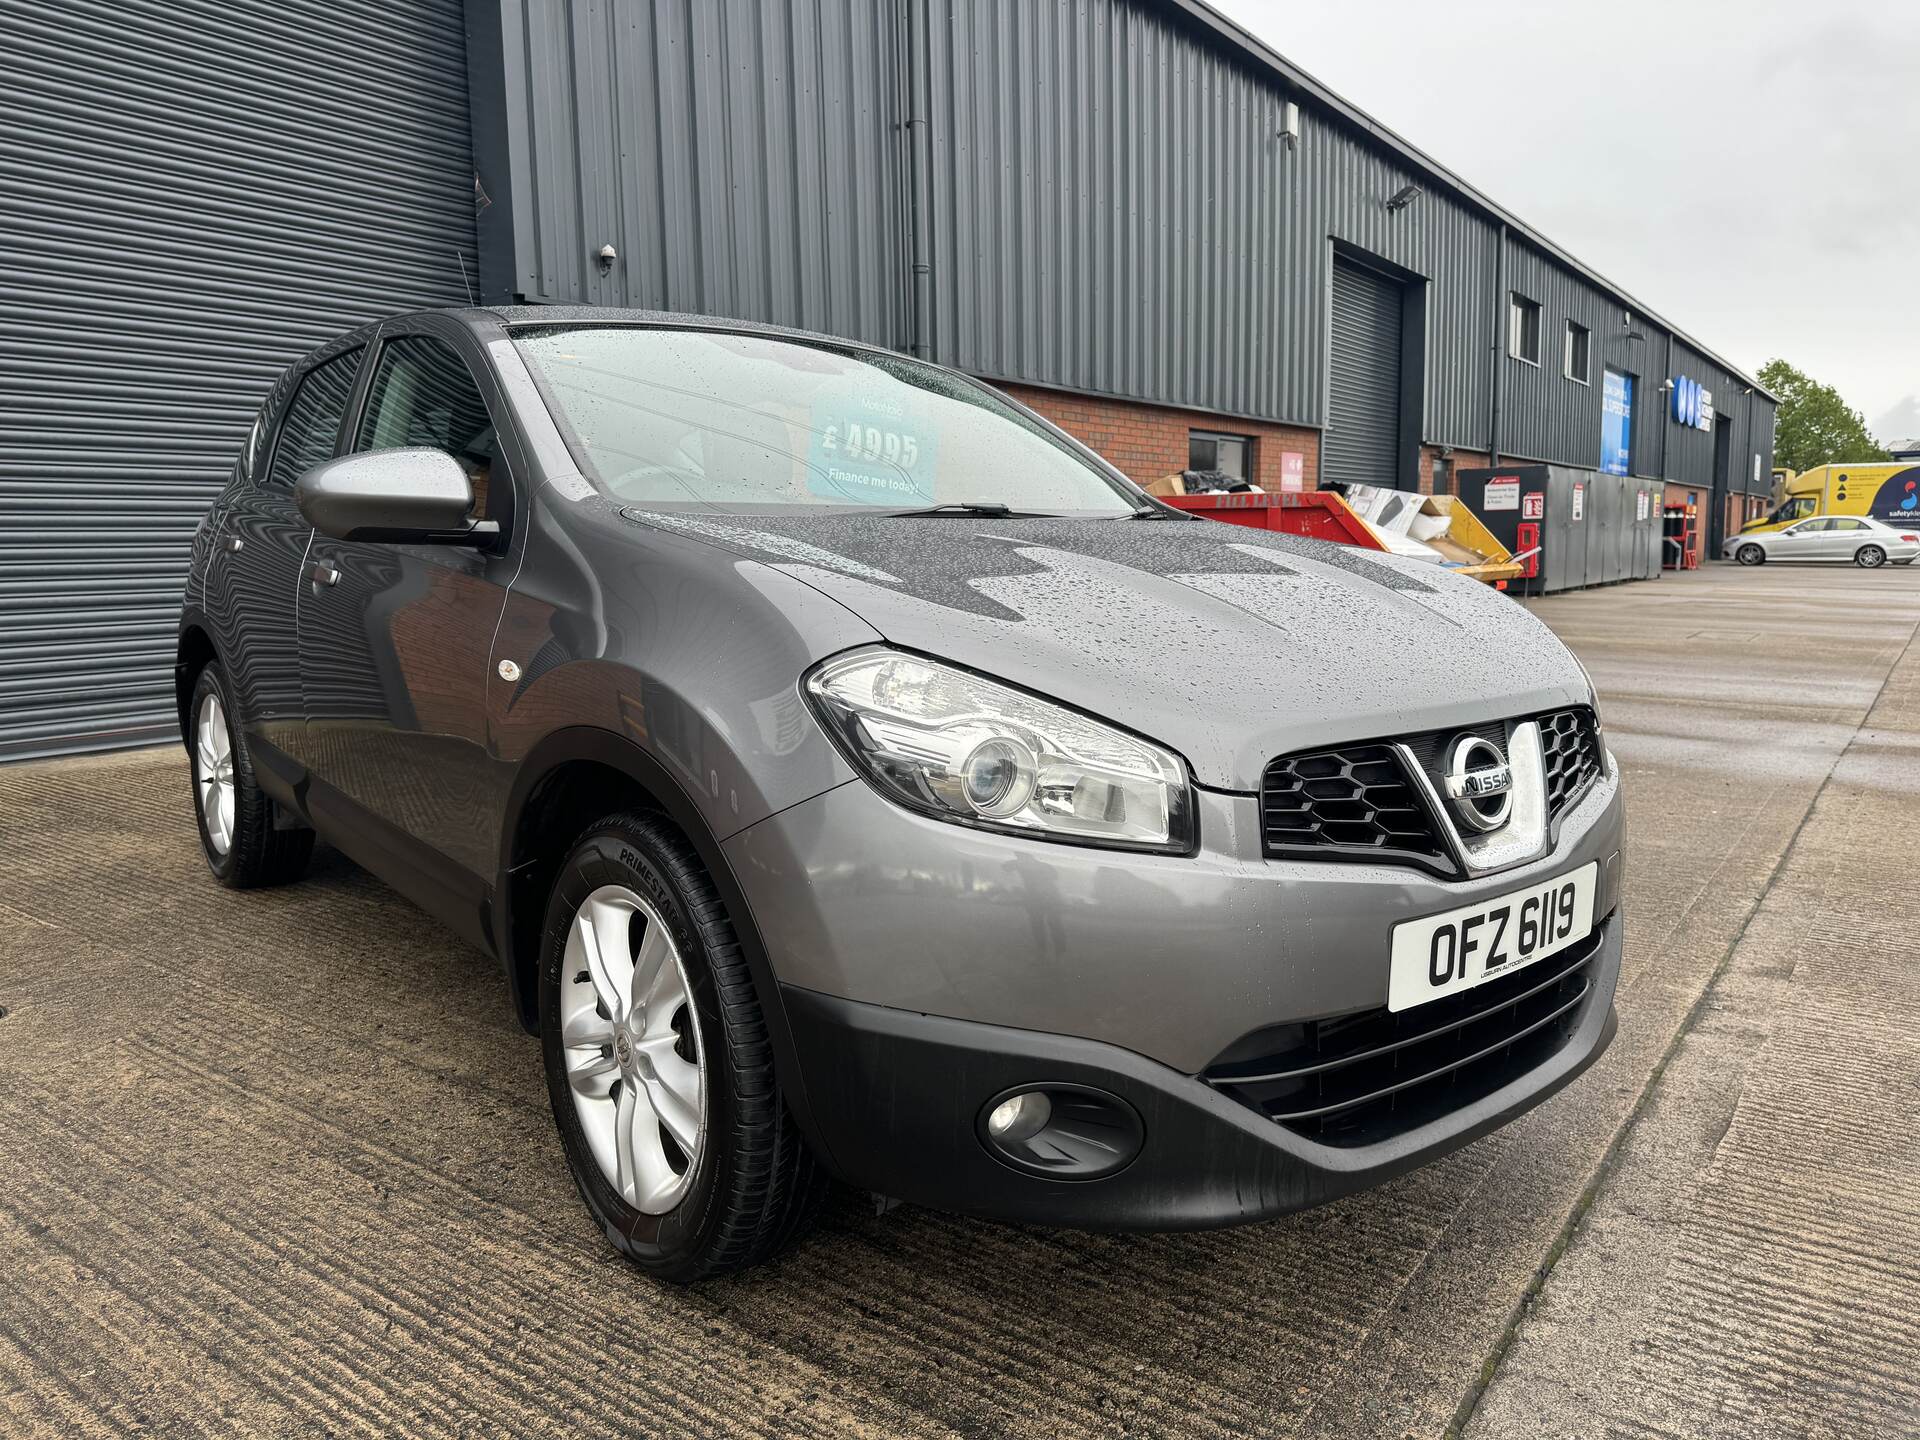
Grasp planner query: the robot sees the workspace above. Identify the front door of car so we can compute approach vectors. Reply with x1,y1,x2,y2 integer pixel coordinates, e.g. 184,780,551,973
1776,519,1828,559
204,345,364,762
292,326,521,908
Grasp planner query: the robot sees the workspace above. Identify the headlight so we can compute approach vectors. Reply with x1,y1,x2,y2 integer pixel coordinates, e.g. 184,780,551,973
803,649,1194,852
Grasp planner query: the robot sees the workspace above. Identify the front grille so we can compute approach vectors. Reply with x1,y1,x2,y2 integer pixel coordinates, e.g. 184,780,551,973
1259,708,1603,872
1260,744,1451,872
1540,708,1602,817
1202,926,1604,1147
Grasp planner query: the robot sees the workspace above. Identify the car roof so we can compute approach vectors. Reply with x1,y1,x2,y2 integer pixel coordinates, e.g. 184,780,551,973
474,304,897,354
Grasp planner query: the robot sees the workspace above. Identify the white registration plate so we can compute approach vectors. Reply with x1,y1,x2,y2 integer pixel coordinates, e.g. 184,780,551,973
1388,862,1597,1013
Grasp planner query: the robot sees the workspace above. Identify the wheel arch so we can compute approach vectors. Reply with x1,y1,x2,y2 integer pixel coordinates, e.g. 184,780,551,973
175,620,219,750
494,726,835,1166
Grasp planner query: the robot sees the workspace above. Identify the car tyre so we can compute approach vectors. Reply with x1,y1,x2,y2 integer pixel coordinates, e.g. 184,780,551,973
1735,543,1766,566
188,663,315,888
1855,545,1887,569
539,811,828,1283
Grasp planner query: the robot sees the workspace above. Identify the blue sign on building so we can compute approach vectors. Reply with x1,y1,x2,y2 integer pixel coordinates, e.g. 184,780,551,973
1670,375,1714,431
1601,369,1633,476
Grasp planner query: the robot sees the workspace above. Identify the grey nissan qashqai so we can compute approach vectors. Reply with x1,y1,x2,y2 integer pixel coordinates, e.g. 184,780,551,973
177,308,1623,1282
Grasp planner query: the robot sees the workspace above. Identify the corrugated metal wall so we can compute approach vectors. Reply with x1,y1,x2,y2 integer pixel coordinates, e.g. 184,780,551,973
471,0,905,346
920,0,1496,446
1662,336,1769,493
0,0,476,759
1501,237,1663,475
470,0,1773,492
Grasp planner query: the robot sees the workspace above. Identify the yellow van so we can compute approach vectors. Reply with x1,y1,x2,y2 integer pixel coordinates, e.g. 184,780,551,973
1737,462,1920,536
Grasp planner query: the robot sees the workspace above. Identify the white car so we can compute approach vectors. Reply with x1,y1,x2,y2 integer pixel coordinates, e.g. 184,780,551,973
1726,515,1920,568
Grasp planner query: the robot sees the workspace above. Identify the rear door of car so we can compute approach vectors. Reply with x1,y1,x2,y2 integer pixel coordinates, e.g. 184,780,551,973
203,343,364,763
1826,518,1872,561
291,317,525,935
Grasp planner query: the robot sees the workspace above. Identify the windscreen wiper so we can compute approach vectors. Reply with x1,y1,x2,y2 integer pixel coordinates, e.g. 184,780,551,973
888,501,1055,518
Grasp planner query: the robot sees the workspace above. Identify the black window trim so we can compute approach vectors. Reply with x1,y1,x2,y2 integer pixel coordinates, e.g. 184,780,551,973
354,316,528,547
259,343,368,490
1563,319,1591,387
1507,292,1542,368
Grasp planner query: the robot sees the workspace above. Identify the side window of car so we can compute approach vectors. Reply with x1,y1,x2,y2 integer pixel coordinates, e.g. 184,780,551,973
1831,519,1866,531
356,335,500,521
237,400,270,483
264,349,364,488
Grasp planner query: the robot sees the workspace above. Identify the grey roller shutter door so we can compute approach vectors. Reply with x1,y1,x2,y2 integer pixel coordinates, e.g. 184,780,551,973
0,0,475,760
1324,259,1404,490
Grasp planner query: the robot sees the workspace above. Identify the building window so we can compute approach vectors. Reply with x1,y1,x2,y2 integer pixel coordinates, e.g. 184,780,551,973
1508,293,1542,365
1189,430,1252,479
1564,321,1590,384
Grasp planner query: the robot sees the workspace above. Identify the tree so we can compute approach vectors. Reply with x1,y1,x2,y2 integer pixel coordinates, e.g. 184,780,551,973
1758,358,1891,472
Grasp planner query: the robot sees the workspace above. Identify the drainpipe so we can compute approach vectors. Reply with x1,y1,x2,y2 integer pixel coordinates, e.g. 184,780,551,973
1660,330,1673,482
1488,224,1507,466
904,0,935,360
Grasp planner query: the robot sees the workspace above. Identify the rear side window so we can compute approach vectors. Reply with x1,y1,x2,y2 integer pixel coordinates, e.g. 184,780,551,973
264,348,362,487
236,401,270,482
356,335,499,520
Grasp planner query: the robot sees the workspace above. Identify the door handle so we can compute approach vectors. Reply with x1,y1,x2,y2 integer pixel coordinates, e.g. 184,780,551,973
309,561,341,588
223,534,245,554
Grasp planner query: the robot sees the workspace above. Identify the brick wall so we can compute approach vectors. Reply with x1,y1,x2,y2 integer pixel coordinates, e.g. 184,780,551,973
1000,384,1321,493
995,381,1502,504
1419,447,1490,497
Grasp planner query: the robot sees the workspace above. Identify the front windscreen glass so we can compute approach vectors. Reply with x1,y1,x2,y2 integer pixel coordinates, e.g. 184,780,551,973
513,325,1139,514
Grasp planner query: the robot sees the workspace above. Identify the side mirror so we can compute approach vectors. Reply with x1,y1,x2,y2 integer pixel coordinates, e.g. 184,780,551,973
295,448,500,546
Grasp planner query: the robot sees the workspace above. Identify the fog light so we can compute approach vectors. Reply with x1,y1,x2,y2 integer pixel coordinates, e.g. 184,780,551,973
976,1084,1145,1180
985,1089,1051,1143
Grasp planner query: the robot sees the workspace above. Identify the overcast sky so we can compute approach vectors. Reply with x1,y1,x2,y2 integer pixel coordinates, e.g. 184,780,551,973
1211,0,1920,441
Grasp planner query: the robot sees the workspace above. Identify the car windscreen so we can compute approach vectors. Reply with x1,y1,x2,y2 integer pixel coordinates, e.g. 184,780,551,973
512,325,1139,514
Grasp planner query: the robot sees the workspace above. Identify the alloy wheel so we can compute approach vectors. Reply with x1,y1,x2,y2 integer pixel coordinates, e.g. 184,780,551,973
1858,546,1886,569
559,885,707,1214
194,692,237,856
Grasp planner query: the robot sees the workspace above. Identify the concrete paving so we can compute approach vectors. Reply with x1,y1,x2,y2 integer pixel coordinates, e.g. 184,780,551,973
1,562,1917,1438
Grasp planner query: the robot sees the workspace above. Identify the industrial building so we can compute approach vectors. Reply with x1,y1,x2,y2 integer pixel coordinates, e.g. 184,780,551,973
0,0,1776,759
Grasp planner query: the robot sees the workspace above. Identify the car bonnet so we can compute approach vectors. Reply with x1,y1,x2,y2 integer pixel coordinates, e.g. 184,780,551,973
621,509,1590,792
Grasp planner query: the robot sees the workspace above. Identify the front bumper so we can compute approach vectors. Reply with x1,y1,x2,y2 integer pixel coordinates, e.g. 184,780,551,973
779,912,1618,1228
725,767,1625,1226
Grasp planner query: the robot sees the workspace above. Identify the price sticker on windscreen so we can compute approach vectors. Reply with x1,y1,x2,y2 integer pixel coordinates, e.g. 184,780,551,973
807,397,935,506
